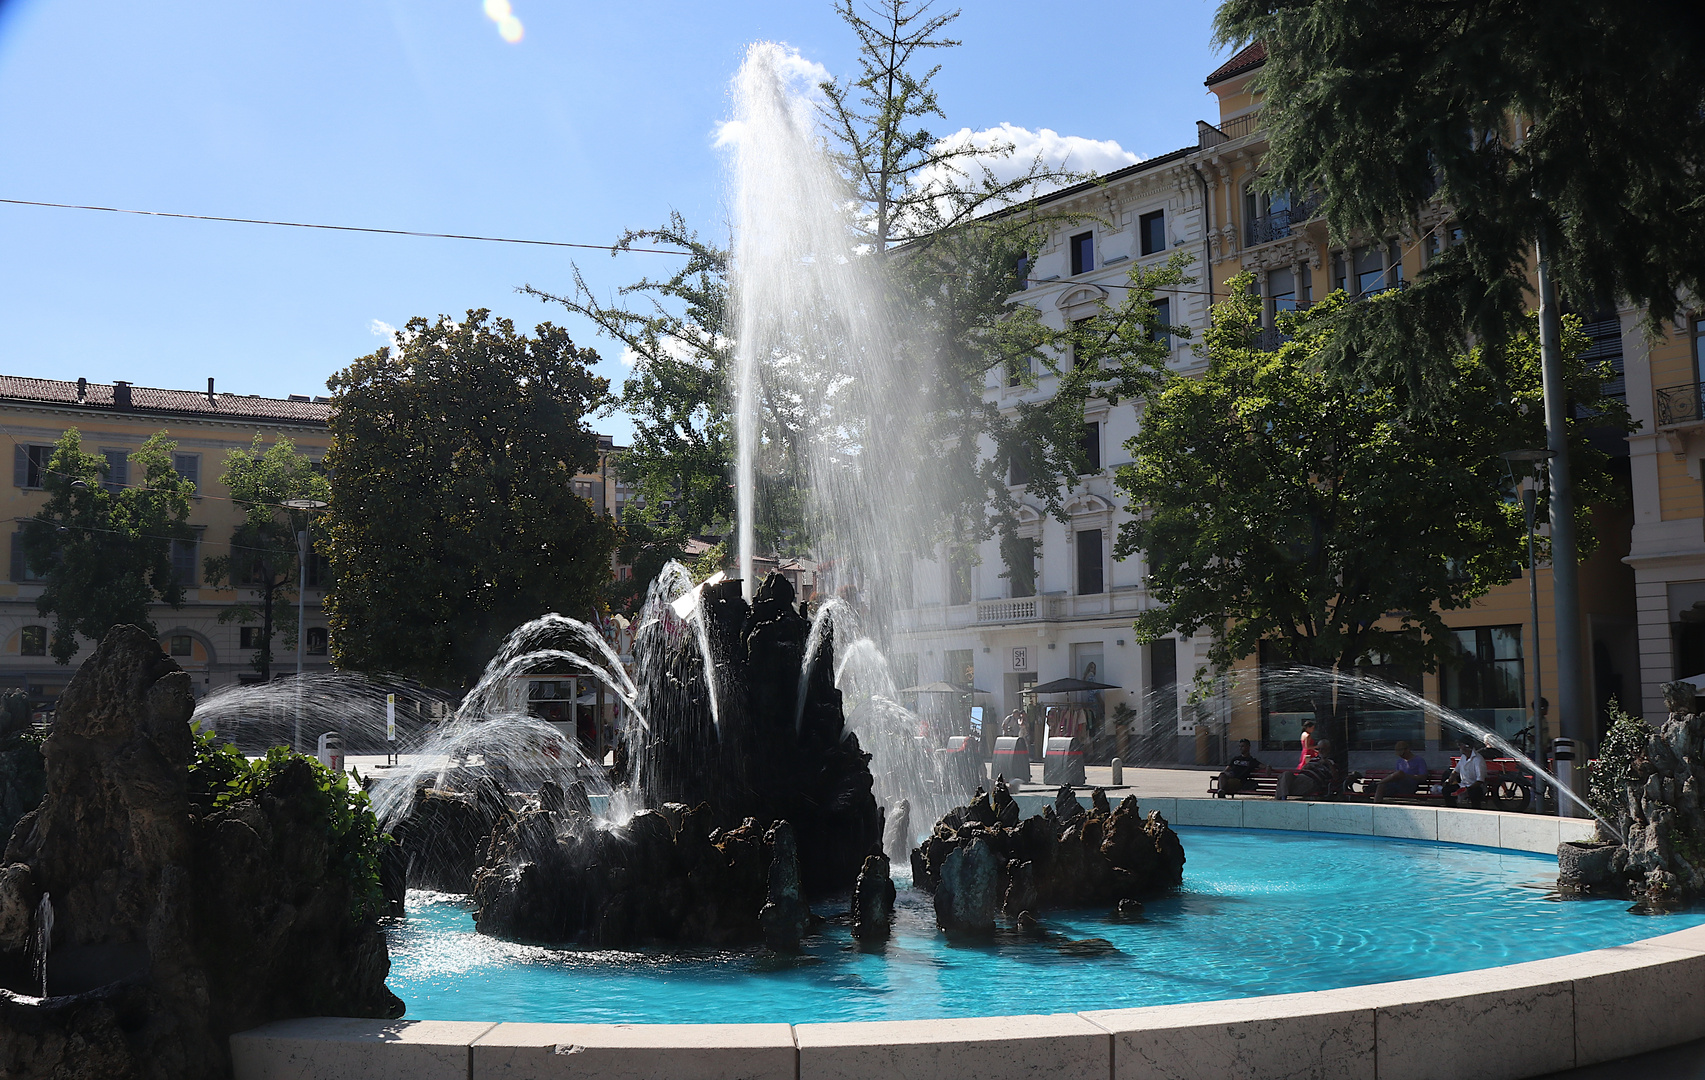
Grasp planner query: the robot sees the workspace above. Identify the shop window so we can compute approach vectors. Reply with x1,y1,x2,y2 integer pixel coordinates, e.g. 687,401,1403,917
1343,643,1425,749
20,625,46,657
1439,626,1526,745
306,627,329,656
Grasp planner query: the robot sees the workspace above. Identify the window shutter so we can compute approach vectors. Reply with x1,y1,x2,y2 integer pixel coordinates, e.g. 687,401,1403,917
13,446,25,489
10,531,23,583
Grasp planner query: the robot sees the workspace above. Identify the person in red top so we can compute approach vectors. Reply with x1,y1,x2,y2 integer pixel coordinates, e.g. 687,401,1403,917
1296,719,1319,770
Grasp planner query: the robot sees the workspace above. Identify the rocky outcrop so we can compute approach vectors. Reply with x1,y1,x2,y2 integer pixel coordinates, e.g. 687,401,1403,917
387,784,507,893
1560,681,1705,902
635,573,882,896
0,626,400,1080
850,853,895,943
912,781,1186,931
470,799,815,950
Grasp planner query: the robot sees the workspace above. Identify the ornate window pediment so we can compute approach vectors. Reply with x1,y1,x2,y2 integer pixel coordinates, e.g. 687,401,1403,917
1064,492,1114,516
1056,285,1109,312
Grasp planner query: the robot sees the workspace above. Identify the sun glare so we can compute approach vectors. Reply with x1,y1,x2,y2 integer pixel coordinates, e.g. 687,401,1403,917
482,0,524,43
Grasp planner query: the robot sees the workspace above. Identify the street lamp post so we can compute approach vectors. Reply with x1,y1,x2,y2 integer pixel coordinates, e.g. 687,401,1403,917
282,498,328,753
1502,449,1554,815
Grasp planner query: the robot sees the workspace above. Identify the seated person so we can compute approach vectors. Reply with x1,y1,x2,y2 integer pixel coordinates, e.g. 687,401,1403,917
1443,739,1489,808
1372,741,1429,803
1216,739,1266,797
1278,739,1340,800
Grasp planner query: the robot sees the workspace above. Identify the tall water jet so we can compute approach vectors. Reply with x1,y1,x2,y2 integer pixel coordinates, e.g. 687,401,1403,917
726,43,966,846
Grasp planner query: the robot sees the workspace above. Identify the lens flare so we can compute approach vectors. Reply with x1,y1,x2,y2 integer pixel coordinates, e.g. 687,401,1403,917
482,0,523,42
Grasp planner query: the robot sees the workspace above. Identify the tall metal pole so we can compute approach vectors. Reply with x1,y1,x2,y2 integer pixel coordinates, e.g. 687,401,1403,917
294,527,307,754
1535,224,1586,814
1524,484,1545,813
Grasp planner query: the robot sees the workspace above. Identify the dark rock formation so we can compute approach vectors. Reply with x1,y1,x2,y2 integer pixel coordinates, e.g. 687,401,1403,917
758,821,810,952
0,626,399,1080
850,852,895,943
1558,680,1705,901
933,836,1002,936
388,784,506,893
634,573,882,896
912,786,1185,929
470,797,817,949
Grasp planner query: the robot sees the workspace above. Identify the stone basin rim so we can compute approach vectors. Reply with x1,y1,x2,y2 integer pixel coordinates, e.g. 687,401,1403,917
235,803,1677,1080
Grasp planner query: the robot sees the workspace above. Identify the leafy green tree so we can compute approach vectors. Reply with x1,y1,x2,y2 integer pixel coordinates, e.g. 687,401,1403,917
1115,278,1630,755
1212,0,1705,387
323,309,617,689
202,434,332,680
22,430,195,663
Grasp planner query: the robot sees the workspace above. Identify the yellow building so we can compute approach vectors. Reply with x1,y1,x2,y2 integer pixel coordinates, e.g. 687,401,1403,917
1192,43,1639,759
0,375,334,711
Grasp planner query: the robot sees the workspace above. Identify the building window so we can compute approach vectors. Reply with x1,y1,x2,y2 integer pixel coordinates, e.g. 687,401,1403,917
1079,422,1101,474
1008,440,1033,487
1072,316,1095,369
172,453,200,488
1139,210,1166,256
306,627,328,656
101,449,129,493
1006,536,1036,599
1332,253,1347,295
1693,314,1705,386
1151,297,1171,349
240,626,262,649
573,479,595,501
170,536,199,586
1006,357,1026,388
13,444,53,490
1014,252,1030,291
944,648,975,690
1439,626,1526,745
1269,267,1296,319
1075,529,1104,595
1343,644,1425,749
170,634,193,657
1354,246,1386,296
948,550,972,606
20,625,46,657
1069,232,1094,275
9,530,47,583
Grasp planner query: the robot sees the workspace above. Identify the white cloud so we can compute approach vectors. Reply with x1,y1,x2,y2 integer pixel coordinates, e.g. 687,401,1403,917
920,123,1142,197
370,319,399,343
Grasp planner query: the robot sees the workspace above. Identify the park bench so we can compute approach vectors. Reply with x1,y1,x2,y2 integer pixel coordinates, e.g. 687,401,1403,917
1207,770,1280,798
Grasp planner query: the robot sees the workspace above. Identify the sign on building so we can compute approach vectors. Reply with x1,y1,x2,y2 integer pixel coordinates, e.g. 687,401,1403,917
1010,646,1030,671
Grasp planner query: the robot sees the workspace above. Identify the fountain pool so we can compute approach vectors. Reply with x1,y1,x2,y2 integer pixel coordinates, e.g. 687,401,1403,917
386,826,1704,1025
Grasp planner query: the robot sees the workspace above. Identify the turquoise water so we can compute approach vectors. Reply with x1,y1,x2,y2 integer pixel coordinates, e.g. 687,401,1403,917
387,827,1704,1024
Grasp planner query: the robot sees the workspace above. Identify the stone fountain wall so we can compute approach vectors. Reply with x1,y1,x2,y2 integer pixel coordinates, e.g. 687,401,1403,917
0,626,400,1080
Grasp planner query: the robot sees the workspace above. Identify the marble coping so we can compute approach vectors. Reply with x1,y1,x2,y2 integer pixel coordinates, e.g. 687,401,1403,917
1003,794,1599,854
233,925,1705,1080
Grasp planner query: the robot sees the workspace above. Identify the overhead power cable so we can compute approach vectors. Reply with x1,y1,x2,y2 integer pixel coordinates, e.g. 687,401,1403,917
0,198,693,255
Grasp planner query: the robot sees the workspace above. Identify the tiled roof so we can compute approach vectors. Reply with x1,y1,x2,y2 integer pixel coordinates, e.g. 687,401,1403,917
0,375,331,425
1205,41,1266,86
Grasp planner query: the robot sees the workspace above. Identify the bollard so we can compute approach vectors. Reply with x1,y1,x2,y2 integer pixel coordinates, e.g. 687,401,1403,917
1110,756,1123,786
316,731,345,775
993,736,1031,784
1043,736,1086,786
1552,738,1578,817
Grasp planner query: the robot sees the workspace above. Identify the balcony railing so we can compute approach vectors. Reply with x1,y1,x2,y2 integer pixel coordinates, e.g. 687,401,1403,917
975,596,1056,624
1246,194,1324,247
1197,113,1262,148
1656,382,1705,426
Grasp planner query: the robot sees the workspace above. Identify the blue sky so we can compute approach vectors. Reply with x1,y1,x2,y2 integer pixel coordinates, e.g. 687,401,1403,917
0,0,1230,440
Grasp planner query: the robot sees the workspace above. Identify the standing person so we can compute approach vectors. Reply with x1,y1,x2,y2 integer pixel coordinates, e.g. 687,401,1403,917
1372,741,1429,803
1216,739,1267,797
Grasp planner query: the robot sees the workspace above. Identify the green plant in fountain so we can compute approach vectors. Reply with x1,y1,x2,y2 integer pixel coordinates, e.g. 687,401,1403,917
187,729,389,918
1587,698,1648,824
